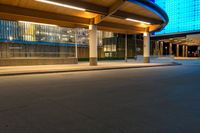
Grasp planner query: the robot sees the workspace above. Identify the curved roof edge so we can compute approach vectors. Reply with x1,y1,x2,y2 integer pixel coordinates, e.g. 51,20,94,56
128,0,169,32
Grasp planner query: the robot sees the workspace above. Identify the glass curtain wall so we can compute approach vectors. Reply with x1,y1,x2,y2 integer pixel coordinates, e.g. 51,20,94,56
0,20,88,58
99,33,142,60
0,20,90,44
155,0,200,35
0,19,140,60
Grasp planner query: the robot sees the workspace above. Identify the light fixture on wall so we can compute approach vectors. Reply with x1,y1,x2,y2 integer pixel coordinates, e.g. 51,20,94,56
35,0,86,11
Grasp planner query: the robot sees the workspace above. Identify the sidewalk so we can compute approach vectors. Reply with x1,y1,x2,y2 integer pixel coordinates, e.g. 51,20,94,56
0,61,180,76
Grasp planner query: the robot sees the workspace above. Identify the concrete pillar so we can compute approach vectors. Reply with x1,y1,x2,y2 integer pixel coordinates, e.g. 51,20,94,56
125,34,128,62
143,30,150,63
169,43,173,55
74,29,78,64
75,29,78,59
176,44,179,57
185,45,188,57
89,25,98,66
160,41,163,56
182,45,185,57
155,41,160,56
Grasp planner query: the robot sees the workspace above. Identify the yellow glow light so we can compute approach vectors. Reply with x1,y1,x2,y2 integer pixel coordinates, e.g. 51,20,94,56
35,0,86,11
143,32,148,37
126,18,151,25
18,21,57,27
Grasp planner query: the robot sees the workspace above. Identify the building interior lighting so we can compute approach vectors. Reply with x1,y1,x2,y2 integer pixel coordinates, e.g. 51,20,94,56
126,18,151,25
18,21,57,27
35,0,86,11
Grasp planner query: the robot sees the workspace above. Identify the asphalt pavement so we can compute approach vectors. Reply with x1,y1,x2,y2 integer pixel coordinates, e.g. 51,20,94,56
0,65,200,133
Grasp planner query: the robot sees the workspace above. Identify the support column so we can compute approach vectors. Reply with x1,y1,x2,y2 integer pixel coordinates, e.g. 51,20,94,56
185,45,188,57
176,44,179,57
74,29,78,64
155,41,160,56
89,25,98,66
169,43,173,55
160,41,163,56
125,34,128,62
182,45,185,57
143,29,150,63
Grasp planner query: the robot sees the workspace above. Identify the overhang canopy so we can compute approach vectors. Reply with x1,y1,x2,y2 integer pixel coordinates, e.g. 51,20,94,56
157,35,200,46
0,0,168,34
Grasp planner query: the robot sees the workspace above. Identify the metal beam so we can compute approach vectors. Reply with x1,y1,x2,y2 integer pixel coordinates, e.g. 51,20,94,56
94,0,127,24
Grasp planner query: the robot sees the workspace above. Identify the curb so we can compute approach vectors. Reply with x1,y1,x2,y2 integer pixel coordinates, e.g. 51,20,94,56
0,63,181,77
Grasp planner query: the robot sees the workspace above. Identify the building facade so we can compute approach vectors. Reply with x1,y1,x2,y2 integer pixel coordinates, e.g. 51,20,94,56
155,0,200,35
0,19,145,66
153,0,200,57
0,0,168,66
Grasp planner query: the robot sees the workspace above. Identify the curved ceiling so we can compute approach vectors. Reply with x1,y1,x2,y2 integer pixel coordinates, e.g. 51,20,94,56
0,0,168,34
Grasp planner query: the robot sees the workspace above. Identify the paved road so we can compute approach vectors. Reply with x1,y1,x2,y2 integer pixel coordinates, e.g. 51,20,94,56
0,65,200,133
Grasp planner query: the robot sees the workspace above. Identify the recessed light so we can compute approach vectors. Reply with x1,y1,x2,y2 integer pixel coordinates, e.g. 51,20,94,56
35,0,86,11
126,18,151,25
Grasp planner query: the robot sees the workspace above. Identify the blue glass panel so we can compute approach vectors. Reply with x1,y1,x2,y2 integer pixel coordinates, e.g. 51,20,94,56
155,0,200,35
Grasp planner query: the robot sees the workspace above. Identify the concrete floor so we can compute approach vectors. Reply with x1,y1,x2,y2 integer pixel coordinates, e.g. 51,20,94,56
0,65,200,133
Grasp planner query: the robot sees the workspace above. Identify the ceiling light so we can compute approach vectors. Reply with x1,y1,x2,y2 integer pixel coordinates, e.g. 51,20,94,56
143,32,148,36
18,21,57,27
126,18,151,25
35,0,86,11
